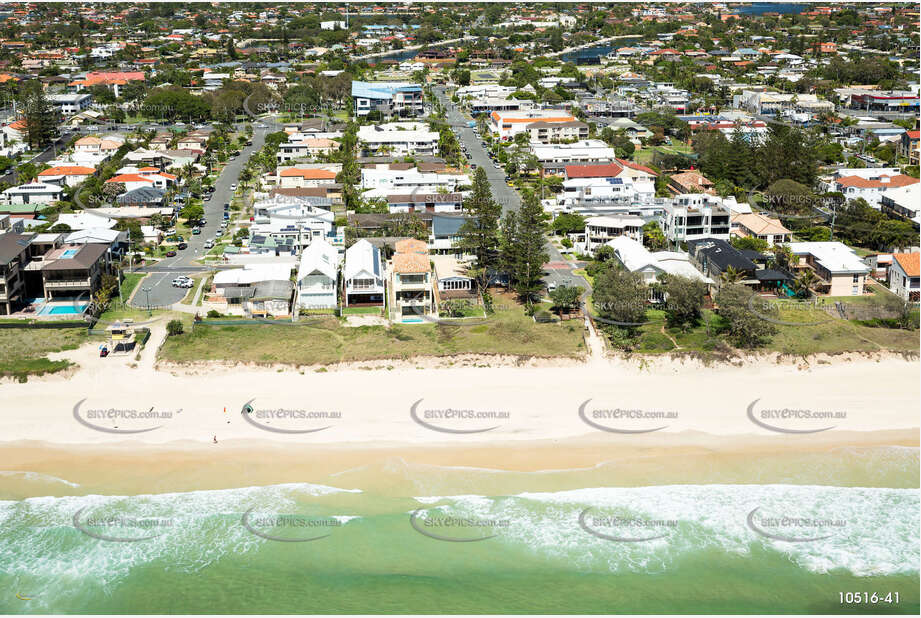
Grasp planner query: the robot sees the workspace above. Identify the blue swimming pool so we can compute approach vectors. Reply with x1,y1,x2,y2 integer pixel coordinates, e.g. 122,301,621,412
39,303,87,316
61,249,79,259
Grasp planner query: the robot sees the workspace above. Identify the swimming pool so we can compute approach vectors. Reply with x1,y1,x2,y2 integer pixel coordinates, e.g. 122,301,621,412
38,304,87,316
61,249,79,259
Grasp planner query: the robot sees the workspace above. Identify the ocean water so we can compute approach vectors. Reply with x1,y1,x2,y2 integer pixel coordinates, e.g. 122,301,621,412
1,452,918,614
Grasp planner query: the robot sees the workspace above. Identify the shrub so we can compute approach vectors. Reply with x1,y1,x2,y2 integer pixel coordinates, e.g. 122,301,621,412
166,319,184,336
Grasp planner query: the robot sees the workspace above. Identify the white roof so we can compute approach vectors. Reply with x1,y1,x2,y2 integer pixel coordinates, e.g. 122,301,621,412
214,263,292,286
881,183,921,215
297,237,339,281
787,242,869,274
344,238,382,280
56,212,116,230
606,236,712,283
64,228,123,243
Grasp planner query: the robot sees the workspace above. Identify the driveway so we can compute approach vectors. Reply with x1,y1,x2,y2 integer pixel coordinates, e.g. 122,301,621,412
134,123,269,307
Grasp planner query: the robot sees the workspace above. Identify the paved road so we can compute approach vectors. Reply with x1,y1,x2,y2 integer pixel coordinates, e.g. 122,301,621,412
0,129,79,184
133,123,268,308
434,88,591,296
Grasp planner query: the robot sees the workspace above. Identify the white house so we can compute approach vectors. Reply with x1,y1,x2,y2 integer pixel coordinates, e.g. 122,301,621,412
343,239,385,308
356,122,439,157
583,215,645,252
296,237,340,310
37,165,96,188
888,253,919,302
2,182,65,205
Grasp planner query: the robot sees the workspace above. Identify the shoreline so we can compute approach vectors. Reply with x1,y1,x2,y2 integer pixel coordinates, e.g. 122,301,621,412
2,430,917,499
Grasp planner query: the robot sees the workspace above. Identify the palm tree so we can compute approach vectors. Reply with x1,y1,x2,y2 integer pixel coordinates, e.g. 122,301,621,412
772,245,795,272
793,269,819,299
721,265,744,285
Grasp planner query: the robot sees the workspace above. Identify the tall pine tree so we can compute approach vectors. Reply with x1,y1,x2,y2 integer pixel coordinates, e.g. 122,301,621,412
511,191,549,305
455,167,502,292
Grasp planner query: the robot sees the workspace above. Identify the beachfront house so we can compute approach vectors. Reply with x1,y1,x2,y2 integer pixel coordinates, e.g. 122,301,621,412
296,237,340,311
343,239,385,309
390,238,434,322
786,242,870,296
0,232,30,314
888,253,920,302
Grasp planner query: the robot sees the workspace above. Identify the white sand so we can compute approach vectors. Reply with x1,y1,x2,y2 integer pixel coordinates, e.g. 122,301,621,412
1,336,918,446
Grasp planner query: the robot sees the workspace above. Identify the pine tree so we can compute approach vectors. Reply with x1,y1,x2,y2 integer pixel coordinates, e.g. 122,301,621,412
22,83,56,150
455,167,502,292
512,191,549,305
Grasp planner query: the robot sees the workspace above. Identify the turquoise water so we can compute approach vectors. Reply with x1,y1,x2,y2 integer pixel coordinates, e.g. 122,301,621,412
60,249,79,259
38,304,86,316
1,480,917,613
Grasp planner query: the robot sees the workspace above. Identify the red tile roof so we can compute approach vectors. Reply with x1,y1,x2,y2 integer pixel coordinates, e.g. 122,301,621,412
893,253,920,278
564,163,624,179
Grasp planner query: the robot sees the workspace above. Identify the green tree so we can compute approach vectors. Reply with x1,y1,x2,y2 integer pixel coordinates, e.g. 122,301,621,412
664,275,707,331
593,266,648,331
21,83,57,149
716,284,776,348
455,167,502,293
642,221,667,250
510,191,549,304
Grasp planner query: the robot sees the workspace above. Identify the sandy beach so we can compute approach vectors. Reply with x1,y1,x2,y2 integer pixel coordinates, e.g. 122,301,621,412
1,333,917,498
1,343,919,443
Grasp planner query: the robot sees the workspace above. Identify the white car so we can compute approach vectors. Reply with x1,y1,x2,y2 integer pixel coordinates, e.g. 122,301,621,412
230,183,238,190
171,276,192,287
204,240,214,249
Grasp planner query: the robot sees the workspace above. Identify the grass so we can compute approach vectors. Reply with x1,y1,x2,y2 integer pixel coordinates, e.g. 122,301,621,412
0,327,87,381
599,300,918,359
342,306,385,316
119,273,146,302
159,299,586,365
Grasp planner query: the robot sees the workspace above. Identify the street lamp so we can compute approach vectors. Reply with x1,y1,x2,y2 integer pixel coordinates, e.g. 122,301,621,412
142,287,152,316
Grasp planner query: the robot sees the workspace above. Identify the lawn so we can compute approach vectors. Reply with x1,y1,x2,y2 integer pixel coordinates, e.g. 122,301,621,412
598,301,918,359
119,273,146,302
159,301,586,365
0,327,87,381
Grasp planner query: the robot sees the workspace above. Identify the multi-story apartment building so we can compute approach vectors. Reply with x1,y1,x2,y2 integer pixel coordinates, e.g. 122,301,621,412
662,194,732,244
0,233,30,315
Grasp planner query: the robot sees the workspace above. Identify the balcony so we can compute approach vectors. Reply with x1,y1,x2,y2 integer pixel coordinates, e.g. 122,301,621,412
43,277,92,289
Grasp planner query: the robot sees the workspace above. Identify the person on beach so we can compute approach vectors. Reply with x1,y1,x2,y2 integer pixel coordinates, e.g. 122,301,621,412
213,435,218,444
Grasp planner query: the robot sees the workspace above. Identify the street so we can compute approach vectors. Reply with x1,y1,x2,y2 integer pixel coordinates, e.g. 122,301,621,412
133,123,269,308
434,88,592,296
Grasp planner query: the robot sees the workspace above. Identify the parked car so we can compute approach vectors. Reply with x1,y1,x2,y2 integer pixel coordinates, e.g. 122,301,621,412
204,240,214,249
165,250,177,257
192,228,201,235
230,184,237,190
178,242,188,250
172,276,192,287
547,281,558,292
